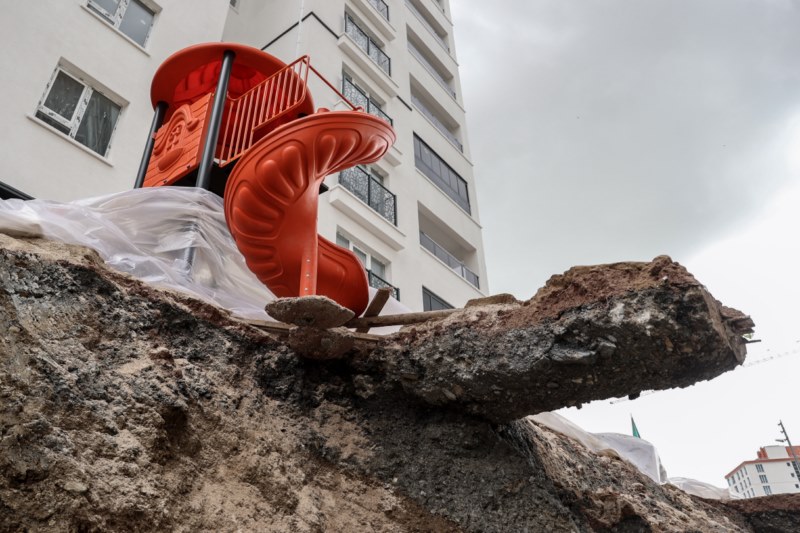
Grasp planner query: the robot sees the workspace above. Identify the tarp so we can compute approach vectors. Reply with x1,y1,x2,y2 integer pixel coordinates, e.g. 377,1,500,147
0,187,408,324
531,412,734,500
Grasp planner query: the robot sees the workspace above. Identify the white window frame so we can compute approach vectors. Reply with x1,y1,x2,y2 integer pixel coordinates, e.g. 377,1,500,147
335,232,388,279
87,0,157,47
35,65,123,158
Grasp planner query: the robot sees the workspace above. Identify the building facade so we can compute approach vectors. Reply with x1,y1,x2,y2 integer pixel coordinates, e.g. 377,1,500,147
0,0,487,312
725,446,800,498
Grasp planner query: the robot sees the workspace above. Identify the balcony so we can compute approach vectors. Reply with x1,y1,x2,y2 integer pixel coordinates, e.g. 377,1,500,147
407,40,454,98
368,0,390,21
367,269,400,300
420,231,479,288
345,15,391,76
411,92,462,152
405,0,449,52
338,166,397,225
343,78,392,125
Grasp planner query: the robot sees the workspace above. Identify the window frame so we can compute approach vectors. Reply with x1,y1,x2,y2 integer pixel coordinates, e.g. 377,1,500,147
336,232,387,276
86,0,157,48
422,287,453,311
35,65,123,158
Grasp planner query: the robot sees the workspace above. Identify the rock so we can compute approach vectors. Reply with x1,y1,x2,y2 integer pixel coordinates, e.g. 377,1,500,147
265,295,354,329
63,481,88,494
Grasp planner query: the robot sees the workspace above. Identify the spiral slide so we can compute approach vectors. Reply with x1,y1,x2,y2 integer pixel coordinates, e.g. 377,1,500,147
223,110,396,317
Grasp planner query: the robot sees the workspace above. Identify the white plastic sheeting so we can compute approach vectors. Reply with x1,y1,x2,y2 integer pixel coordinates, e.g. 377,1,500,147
0,187,408,323
531,412,733,500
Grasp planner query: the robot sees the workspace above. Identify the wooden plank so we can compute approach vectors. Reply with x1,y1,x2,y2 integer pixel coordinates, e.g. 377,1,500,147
356,287,392,333
344,309,459,329
240,317,385,343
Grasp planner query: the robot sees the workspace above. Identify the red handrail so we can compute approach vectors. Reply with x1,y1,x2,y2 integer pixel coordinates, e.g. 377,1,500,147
217,56,365,167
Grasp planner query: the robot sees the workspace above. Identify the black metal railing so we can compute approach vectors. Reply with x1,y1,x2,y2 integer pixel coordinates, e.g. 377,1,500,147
345,15,391,75
420,231,479,288
343,78,392,125
339,166,397,225
413,135,470,214
411,93,462,152
367,269,400,300
368,0,390,20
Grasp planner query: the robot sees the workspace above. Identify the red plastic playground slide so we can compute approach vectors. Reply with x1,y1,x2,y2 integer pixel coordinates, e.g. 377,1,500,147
138,43,396,317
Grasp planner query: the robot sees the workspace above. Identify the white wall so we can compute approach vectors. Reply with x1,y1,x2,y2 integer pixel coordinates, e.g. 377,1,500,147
0,0,229,201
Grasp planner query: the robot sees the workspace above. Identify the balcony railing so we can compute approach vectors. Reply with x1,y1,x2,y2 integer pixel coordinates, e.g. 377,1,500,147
339,166,397,225
367,269,400,300
368,0,389,21
420,231,479,288
411,93,462,152
407,41,455,98
345,15,391,75
405,0,449,52
343,78,392,125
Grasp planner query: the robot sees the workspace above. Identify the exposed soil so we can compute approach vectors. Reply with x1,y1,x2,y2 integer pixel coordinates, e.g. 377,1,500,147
0,235,796,532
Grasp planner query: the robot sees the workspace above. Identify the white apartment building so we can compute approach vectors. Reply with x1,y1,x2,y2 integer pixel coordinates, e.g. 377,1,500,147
725,446,800,498
0,0,487,312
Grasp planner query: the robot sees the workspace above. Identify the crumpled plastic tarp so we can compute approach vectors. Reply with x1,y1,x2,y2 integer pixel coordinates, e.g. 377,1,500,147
0,187,408,324
531,412,734,500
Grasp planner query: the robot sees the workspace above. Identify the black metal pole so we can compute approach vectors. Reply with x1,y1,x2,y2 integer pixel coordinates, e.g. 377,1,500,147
183,50,236,275
196,49,236,190
133,101,168,188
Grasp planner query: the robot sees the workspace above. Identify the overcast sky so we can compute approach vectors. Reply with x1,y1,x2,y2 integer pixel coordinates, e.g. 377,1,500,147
451,1,800,487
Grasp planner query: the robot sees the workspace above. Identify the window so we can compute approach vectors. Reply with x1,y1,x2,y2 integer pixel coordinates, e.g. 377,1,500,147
422,287,452,311
764,486,772,495
734,486,739,493
230,0,238,6
336,233,398,299
342,73,392,125
756,464,765,473
87,0,155,47
759,475,768,483
344,14,391,75
337,165,397,225
413,134,470,213
35,67,122,157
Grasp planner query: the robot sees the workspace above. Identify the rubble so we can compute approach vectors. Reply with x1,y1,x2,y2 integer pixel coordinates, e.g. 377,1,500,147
2,234,797,532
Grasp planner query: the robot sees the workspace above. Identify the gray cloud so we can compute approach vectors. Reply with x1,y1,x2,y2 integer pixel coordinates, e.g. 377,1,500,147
453,0,800,296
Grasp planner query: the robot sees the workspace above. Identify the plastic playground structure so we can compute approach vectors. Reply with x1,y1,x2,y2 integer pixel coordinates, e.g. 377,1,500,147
134,43,396,317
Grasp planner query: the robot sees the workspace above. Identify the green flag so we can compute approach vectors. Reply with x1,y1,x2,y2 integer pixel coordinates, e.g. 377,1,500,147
631,416,641,439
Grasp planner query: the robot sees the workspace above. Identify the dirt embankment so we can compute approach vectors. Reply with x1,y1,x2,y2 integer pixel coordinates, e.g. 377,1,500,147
0,234,795,532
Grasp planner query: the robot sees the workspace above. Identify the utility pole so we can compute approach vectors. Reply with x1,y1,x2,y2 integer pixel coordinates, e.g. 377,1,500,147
777,420,800,482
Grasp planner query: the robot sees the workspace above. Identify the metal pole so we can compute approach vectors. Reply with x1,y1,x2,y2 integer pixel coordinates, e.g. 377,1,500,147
196,49,236,190
133,101,168,188
778,420,800,480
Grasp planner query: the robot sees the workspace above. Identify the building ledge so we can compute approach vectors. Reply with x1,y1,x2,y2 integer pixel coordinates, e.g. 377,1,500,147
338,35,399,97
420,246,486,296
328,184,406,251
349,0,396,42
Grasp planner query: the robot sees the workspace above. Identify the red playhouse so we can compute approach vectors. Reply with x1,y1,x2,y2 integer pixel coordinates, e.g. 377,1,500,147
134,43,396,317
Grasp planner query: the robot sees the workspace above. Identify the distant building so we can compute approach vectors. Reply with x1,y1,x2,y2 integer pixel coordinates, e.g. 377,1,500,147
725,446,800,498
0,0,487,312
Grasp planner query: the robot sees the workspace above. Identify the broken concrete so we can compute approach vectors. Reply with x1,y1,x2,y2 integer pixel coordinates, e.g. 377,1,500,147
363,255,752,422
2,234,794,532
